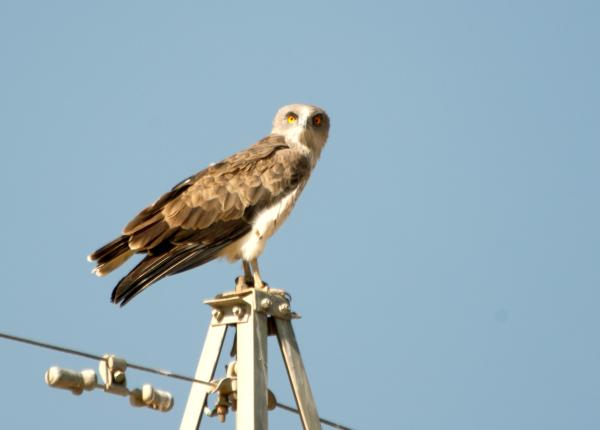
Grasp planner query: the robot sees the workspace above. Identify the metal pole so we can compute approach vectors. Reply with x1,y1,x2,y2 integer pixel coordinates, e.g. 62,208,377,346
275,319,322,430
236,299,269,430
180,322,227,430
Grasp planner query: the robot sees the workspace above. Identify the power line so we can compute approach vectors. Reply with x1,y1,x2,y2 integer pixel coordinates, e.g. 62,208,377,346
0,331,214,388
0,330,354,430
276,402,354,430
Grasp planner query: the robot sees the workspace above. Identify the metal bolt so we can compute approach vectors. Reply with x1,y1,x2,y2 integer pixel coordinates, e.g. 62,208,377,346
226,361,237,377
215,392,229,422
216,405,228,423
232,306,245,320
278,303,291,315
113,370,126,384
212,308,223,321
267,389,277,411
260,298,272,310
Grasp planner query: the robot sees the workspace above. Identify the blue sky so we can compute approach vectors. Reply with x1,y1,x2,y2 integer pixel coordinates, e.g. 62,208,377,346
0,1,598,429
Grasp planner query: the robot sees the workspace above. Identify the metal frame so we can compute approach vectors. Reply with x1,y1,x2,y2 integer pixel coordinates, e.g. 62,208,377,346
179,288,321,430
180,323,228,429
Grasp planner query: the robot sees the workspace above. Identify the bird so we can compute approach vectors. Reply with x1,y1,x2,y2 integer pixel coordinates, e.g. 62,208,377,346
88,104,330,306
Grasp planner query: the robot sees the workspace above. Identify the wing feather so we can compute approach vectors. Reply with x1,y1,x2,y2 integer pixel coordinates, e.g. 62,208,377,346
91,134,312,305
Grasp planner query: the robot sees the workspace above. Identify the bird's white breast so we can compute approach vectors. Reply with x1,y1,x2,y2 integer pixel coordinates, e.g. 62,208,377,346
221,188,301,262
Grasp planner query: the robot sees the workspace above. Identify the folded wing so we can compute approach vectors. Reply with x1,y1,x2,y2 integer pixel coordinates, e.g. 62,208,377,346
88,135,311,305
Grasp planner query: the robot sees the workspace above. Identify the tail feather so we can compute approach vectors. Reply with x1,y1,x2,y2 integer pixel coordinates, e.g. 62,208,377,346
88,236,134,276
110,224,250,306
111,244,222,306
88,235,128,262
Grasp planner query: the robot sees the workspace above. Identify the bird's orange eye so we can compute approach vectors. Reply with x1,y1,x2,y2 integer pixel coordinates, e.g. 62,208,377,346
287,113,298,124
312,114,323,127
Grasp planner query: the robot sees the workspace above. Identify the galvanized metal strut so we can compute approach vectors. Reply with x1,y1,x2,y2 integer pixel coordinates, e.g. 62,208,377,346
179,282,322,430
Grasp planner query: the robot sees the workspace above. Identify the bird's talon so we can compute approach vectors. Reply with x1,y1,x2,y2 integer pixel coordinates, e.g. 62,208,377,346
255,281,269,291
235,276,254,291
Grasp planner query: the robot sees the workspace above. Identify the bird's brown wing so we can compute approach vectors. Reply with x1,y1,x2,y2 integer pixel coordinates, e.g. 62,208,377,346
89,134,311,305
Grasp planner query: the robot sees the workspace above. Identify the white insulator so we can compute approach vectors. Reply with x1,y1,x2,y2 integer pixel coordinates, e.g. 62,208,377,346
106,355,127,371
45,367,97,395
142,384,174,412
129,388,146,408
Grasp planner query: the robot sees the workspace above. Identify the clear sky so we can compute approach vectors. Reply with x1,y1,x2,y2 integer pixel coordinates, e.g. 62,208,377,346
0,1,598,429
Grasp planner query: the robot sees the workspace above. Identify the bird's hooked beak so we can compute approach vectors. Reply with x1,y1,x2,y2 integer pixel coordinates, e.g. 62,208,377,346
296,120,310,144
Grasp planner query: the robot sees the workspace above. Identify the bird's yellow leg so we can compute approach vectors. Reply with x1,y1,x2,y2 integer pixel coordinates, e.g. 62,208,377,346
250,259,267,289
236,261,254,291
243,261,253,284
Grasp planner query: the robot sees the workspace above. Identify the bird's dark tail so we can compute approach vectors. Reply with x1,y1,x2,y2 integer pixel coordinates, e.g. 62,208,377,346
110,243,226,306
88,236,134,277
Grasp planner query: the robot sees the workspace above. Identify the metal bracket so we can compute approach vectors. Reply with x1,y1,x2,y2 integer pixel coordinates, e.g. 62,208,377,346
203,360,278,424
99,354,129,396
205,288,299,327
205,361,238,422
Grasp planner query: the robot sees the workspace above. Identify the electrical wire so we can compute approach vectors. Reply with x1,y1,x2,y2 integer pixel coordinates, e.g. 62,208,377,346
0,331,215,389
276,402,354,430
0,330,355,430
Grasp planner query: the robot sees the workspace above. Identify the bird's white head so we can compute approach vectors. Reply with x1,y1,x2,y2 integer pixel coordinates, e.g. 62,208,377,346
271,104,330,164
